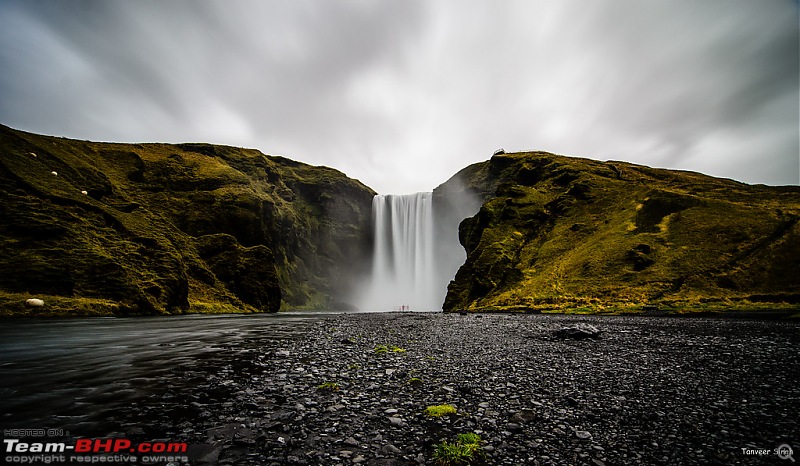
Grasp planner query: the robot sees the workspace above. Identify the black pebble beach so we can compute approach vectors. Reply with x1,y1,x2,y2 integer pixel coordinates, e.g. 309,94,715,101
129,313,798,465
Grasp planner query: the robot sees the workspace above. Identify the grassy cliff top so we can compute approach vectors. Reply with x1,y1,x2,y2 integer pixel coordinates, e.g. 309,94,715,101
0,124,374,316
441,151,800,315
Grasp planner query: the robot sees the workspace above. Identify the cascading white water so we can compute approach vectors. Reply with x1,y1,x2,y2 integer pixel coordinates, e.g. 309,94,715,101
361,193,438,311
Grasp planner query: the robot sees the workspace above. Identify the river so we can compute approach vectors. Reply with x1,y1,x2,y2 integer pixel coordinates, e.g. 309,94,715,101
0,313,323,437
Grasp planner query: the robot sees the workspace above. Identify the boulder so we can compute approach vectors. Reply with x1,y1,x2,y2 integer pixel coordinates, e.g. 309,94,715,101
553,323,602,339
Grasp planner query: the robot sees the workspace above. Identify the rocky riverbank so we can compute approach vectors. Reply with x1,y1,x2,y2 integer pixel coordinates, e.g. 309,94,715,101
119,313,798,465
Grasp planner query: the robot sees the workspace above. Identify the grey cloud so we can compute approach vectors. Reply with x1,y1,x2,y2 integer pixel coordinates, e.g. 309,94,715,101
0,0,797,193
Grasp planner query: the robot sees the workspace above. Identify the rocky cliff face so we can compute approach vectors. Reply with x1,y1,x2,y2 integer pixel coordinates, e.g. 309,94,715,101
441,152,800,312
3,125,797,316
0,125,374,316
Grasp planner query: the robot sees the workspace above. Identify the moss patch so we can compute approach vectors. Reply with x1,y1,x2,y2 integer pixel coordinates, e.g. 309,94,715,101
425,404,457,417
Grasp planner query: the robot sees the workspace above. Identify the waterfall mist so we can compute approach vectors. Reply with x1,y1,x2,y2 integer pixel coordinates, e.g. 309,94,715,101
359,193,437,311
356,184,482,312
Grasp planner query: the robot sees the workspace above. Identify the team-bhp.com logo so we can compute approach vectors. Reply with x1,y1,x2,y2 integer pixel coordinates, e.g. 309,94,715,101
5,438,188,464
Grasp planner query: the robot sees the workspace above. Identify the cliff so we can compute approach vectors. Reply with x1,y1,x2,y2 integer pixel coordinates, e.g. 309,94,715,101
439,151,800,313
3,125,798,317
0,125,374,316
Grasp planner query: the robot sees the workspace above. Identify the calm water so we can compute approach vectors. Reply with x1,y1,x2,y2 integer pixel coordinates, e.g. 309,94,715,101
0,313,325,435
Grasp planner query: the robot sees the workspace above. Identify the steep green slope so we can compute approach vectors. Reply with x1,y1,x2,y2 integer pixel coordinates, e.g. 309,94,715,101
0,125,374,316
441,152,800,313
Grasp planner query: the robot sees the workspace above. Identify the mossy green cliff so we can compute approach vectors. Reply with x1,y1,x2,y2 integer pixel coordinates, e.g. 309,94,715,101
439,152,800,313
0,125,374,316
3,125,798,317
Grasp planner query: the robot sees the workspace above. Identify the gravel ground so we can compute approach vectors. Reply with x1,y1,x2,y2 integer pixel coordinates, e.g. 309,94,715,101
126,312,799,465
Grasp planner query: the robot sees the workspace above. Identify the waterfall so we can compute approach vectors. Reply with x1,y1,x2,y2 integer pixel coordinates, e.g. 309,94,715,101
361,193,438,311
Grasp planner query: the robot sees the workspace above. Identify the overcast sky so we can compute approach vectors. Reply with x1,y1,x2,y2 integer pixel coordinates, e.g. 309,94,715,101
1,0,798,194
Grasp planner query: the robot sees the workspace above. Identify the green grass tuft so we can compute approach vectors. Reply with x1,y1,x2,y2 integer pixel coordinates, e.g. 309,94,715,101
408,377,423,386
456,433,482,445
374,344,407,354
433,432,485,466
316,382,340,392
425,404,457,417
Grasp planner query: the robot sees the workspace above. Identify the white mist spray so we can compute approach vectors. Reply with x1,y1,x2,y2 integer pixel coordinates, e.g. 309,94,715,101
361,193,438,311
